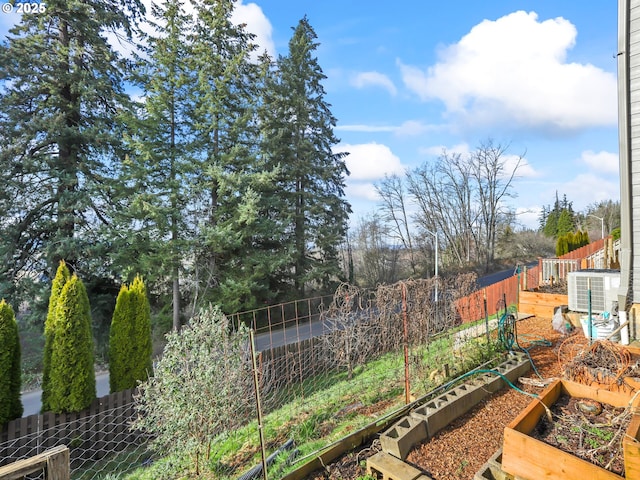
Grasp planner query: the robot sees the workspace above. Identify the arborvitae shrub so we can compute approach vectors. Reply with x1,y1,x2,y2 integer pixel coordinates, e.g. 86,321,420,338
581,230,590,247
130,276,153,385
41,260,70,412
555,236,568,257
565,232,575,251
0,300,22,424
109,285,132,392
48,275,96,413
109,275,152,392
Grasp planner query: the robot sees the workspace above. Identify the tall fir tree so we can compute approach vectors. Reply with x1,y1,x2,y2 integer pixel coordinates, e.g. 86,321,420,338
41,260,71,412
48,275,96,413
556,209,575,237
118,0,195,330
259,16,351,297
189,0,280,313
0,0,144,304
0,300,22,424
109,276,152,392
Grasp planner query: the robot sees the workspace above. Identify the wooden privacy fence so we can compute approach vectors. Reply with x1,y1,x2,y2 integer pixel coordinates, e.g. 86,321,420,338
0,389,143,472
456,275,519,324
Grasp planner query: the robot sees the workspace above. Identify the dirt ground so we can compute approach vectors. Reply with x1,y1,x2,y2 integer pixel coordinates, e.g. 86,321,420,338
305,314,568,480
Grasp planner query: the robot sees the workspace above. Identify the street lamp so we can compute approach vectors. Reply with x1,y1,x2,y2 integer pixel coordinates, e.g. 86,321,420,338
424,229,439,301
588,214,605,239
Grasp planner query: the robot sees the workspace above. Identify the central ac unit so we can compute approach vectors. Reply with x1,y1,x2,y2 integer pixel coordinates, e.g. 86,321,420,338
567,270,621,313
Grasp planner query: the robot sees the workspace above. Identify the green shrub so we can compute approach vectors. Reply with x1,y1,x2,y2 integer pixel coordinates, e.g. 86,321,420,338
132,306,253,475
555,230,590,257
0,299,22,423
612,227,621,241
48,275,96,413
41,260,71,412
555,235,568,256
109,275,152,392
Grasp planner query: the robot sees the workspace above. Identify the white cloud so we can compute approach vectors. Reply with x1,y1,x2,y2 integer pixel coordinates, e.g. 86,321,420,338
350,71,397,96
580,150,619,175
232,1,275,59
336,124,399,133
504,154,539,179
399,11,616,132
419,143,471,157
104,0,274,60
346,183,380,201
515,206,543,230
336,120,438,136
335,142,406,181
395,120,431,136
561,173,620,209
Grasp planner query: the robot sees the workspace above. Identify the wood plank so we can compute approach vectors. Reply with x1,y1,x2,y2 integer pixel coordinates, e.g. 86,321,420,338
624,415,640,480
506,380,561,434
502,428,622,480
503,379,638,480
0,445,68,480
47,446,70,480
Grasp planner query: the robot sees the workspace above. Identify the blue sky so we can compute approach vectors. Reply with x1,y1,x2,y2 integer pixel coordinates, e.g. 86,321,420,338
0,1,620,230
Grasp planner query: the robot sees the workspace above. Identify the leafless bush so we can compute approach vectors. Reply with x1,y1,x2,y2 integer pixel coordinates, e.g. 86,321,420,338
320,284,378,379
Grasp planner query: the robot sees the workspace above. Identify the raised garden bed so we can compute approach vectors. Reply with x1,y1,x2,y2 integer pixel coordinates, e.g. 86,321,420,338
502,379,640,480
518,290,568,318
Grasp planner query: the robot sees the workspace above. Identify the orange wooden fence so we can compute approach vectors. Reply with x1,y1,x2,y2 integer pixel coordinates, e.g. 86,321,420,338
457,274,519,324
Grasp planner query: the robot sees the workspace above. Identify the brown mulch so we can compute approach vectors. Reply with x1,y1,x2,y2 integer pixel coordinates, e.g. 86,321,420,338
306,315,568,480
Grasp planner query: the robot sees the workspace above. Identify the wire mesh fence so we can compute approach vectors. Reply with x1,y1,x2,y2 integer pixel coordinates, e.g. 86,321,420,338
0,390,148,480
1,272,520,480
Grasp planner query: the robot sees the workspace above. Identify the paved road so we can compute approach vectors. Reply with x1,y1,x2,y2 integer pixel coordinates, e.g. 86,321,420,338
21,372,110,417
475,262,537,288
253,315,337,351
21,264,537,417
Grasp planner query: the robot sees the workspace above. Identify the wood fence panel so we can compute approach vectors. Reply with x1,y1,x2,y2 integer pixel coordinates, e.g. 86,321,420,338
456,275,519,324
0,389,138,470
519,291,569,318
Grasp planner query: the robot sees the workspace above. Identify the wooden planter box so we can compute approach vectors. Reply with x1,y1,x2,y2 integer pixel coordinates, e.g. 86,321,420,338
518,290,568,318
502,379,640,480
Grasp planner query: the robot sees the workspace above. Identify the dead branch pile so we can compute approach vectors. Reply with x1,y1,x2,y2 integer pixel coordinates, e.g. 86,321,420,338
559,338,632,388
319,273,478,378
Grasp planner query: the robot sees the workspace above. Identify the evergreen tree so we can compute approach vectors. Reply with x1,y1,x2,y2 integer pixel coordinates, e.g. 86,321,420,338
259,16,351,297
565,232,576,251
556,209,574,237
109,276,152,392
543,210,559,238
556,236,569,257
542,194,561,237
0,0,144,304
119,0,195,330
0,300,22,424
189,0,281,313
109,284,133,392
48,275,96,413
41,260,71,412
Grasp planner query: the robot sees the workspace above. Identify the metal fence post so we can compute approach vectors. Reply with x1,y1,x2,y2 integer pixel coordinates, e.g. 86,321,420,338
402,283,410,404
249,330,268,480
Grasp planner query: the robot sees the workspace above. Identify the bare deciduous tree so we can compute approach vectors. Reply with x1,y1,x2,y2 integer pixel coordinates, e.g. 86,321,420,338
406,151,479,268
470,139,523,271
352,213,401,287
379,139,522,272
376,174,418,275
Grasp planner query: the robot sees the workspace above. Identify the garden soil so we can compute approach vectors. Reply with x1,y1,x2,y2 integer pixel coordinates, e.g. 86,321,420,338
305,314,569,480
